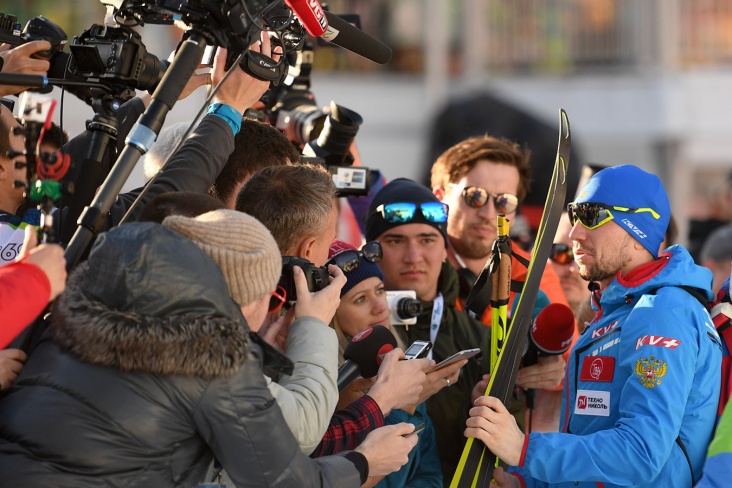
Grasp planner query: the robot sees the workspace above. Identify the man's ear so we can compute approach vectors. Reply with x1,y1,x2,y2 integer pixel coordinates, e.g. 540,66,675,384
433,186,445,202
296,235,318,262
632,240,646,253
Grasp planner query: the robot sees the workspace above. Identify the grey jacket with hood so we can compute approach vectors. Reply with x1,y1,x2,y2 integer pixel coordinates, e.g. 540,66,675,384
0,223,362,487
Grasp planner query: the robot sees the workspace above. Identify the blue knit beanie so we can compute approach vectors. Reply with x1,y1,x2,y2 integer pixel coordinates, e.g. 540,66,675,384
575,165,670,258
328,240,384,298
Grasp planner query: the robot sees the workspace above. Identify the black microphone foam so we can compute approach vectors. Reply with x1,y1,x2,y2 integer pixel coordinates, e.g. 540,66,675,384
322,12,393,65
338,325,397,390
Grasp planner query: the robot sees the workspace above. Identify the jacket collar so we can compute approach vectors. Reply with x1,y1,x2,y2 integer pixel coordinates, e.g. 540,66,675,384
52,262,251,380
598,246,713,309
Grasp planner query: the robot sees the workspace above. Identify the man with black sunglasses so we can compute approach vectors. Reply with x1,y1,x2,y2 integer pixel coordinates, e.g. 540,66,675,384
469,165,722,488
430,135,574,433
549,213,595,334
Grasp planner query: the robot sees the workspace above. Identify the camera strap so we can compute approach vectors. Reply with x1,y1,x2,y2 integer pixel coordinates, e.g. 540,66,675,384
241,51,288,85
428,293,444,360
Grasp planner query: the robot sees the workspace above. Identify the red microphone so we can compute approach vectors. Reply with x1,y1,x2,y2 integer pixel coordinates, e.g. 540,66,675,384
284,0,328,37
523,302,576,367
338,325,397,391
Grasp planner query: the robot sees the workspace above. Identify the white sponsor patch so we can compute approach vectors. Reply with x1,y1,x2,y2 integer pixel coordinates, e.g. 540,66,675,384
620,218,647,239
574,389,610,416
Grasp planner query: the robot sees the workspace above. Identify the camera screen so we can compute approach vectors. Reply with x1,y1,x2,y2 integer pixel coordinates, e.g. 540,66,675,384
405,342,427,357
332,167,367,189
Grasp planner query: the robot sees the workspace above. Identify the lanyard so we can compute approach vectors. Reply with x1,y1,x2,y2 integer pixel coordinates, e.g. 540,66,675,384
428,293,444,360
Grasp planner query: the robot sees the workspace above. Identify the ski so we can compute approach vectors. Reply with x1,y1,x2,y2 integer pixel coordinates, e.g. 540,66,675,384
450,108,571,488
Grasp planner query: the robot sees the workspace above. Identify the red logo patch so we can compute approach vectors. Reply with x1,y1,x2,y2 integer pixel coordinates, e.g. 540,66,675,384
577,396,587,409
580,356,615,382
634,335,681,351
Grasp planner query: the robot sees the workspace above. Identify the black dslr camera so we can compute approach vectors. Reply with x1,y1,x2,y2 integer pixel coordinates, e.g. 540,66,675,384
67,24,166,93
0,14,67,59
278,256,330,302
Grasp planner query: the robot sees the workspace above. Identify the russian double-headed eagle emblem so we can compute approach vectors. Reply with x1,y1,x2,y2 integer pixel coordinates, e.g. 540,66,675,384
635,356,667,388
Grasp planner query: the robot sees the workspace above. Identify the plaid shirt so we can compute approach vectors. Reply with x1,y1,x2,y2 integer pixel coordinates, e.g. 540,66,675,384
310,395,384,457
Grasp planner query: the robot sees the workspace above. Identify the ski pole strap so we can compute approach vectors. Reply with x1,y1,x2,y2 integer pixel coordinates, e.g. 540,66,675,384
428,294,444,360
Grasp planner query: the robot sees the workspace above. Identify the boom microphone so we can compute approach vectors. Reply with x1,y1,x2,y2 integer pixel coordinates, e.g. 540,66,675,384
284,0,328,37
321,12,393,65
338,325,397,391
522,302,576,367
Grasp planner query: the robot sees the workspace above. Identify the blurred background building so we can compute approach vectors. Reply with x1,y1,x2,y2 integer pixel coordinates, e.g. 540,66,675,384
8,0,732,248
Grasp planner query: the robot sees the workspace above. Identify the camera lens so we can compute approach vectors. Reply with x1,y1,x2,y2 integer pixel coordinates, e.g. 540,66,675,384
302,101,363,166
394,297,423,321
288,105,327,146
136,52,166,92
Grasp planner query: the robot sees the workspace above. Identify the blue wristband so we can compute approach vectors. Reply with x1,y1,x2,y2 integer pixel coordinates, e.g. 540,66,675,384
207,103,243,135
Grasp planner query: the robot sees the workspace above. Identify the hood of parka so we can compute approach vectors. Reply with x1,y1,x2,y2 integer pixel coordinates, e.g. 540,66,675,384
51,222,251,379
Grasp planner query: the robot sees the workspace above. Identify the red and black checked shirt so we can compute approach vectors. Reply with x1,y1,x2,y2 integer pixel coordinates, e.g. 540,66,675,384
310,395,384,457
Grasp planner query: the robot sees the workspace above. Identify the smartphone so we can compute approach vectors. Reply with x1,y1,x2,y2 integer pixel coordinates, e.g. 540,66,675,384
430,348,481,372
403,340,432,360
402,422,426,437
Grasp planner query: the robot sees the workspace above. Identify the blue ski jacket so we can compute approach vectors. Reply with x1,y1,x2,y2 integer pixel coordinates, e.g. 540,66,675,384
512,245,722,487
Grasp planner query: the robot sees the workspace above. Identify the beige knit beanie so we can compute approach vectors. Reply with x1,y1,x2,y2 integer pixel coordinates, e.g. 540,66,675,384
162,209,281,306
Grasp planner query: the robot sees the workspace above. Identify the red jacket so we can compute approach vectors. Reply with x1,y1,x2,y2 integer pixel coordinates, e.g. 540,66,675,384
0,259,50,348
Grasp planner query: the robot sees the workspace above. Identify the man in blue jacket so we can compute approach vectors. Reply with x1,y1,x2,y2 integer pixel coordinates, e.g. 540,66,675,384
467,165,722,488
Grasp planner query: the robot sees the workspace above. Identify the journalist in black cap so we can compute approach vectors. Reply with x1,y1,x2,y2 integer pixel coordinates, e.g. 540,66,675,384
365,177,491,483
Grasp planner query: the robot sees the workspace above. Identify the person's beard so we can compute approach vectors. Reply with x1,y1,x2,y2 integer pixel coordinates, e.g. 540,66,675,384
451,234,493,261
577,235,633,283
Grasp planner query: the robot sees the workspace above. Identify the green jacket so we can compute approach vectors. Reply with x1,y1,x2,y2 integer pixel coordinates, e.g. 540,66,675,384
392,261,492,485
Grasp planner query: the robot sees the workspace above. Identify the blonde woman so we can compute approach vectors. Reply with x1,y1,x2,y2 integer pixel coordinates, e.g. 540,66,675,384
317,241,467,487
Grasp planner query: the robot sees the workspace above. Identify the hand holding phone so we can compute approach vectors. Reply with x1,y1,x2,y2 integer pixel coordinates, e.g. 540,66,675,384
430,348,481,372
402,422,426,437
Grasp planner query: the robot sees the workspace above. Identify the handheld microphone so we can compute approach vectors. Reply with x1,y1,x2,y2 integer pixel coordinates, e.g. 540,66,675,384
522,302,576,367
284,0,329,37
338,325,397,391
321,12,393,65
283,1,393,64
